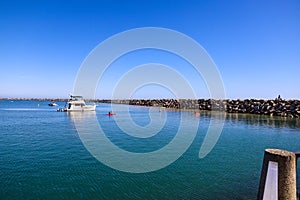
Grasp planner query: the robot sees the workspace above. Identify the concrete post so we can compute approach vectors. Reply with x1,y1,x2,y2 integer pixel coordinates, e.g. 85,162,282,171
258,149,296,200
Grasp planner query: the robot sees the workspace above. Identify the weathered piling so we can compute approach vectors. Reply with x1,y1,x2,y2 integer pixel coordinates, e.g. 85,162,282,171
257,149,296,200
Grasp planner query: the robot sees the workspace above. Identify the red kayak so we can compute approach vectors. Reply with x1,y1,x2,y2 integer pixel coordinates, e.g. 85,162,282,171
106,113,116,116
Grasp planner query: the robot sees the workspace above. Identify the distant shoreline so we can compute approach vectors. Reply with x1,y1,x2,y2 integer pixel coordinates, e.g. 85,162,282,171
0,98,71,102
1,98,300,118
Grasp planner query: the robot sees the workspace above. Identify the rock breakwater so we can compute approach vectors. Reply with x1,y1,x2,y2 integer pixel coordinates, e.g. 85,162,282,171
105,99,300,118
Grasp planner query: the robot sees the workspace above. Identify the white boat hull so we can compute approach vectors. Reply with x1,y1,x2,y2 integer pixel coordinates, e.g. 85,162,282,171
66,105,96,112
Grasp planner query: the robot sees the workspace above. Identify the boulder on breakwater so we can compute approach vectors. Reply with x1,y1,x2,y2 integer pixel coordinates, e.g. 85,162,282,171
225,99,300,118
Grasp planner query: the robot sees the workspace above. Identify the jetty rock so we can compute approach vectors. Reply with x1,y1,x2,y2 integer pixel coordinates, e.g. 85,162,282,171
105,99,300,118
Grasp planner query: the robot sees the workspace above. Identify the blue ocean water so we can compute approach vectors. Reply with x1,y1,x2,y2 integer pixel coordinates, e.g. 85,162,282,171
0,100,300,199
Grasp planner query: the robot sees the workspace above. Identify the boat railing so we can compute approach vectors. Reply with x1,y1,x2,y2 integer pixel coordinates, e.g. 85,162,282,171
69,95,84,101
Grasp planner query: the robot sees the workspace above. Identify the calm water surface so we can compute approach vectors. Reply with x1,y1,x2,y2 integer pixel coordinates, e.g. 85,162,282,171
0,100,300,199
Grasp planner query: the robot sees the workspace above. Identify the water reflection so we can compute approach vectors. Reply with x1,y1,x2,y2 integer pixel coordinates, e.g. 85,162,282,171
191,111,300,129
225,113,300,129
67,111,97,120
67,110,300,132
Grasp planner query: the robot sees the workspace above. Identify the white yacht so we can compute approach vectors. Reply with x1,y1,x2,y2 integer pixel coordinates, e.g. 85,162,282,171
63,95,96,112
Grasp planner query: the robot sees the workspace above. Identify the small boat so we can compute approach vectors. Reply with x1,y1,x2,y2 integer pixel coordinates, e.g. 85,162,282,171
48,101,58,106
106,112,116,116
63,95,96,112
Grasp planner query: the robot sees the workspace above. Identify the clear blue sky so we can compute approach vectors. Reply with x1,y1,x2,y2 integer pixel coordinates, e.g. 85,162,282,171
1,0,299,99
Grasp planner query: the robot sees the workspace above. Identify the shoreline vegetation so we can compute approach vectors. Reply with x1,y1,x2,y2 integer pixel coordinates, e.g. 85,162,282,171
1,98,300,118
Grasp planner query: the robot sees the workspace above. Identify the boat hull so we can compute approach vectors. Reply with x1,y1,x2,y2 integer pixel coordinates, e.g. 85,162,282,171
66,105,96,112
